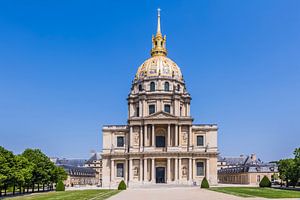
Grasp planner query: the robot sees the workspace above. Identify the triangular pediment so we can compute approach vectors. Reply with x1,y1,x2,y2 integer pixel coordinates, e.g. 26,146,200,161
145,111,177,119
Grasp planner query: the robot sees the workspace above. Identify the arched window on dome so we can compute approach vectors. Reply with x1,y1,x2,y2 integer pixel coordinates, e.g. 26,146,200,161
150,82,155,92
164,82,169,91
177,84,181,92
138,84,143,91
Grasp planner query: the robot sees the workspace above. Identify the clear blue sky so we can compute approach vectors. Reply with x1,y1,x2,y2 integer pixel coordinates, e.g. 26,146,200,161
0,0,299,161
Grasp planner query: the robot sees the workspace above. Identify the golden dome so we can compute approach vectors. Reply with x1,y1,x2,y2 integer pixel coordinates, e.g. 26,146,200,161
135,56,183,81
135,9,183,81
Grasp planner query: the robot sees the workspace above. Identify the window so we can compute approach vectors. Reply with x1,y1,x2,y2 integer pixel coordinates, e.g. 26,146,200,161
197,135,204,146
164,82,169,91
136,106,139,117
196,162,204,176
117,136,124,147
177,84,180,91
150,82,155,91
149,105,155,115
180,106,182,116
164,104,170,113
138,84,143,91
116,163,124,177
156,136,166,147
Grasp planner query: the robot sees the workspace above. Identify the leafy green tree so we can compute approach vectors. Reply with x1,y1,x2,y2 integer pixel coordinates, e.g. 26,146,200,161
259,176,271,187
55,180,65,191
22,149,51,192
200,177,210,188
12,155,33,194
118,180,126,190
0,146,14,196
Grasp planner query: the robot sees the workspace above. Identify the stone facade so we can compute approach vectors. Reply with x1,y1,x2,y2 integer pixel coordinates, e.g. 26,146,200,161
218,154,279,185
101,10,218,188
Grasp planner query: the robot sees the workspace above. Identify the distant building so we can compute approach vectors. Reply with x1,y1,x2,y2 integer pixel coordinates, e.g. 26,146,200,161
218,154,279,185
84,153,102,186
51,157,98,186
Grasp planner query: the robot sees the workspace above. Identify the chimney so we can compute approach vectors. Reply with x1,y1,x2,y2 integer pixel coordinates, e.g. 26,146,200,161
250,153,257,161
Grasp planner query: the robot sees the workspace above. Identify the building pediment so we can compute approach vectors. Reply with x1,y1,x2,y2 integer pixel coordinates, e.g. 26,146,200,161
145,111,177,119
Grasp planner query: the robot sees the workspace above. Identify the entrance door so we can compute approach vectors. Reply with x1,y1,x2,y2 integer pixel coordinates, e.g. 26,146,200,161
156,167,165,183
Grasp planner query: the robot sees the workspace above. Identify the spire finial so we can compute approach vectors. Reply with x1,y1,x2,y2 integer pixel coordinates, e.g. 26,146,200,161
157,8,161,35
151,8,167,57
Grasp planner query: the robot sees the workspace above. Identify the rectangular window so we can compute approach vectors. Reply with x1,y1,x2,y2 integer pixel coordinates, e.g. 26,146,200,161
136,106,139,117
149,105,155,115
164,104,170,113
117,136,124,147
196,162,204,176
116,163,124,177
197,135,204,146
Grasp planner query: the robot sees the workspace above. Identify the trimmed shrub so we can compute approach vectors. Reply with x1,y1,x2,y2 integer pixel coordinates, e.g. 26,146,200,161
118,180,127,190
259,176,271,187
201,177,210,188
56,180,65,191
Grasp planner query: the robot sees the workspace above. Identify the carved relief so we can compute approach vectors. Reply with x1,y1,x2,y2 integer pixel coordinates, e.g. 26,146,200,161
134,132,139,145
182,132,188,145
133,167,139,176
182,166,187,176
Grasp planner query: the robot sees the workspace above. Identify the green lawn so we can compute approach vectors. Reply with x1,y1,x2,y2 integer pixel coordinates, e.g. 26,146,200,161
209,187,300,198
6,189,120,200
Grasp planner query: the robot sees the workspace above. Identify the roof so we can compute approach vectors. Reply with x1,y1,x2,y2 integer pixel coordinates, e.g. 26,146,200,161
59,164,96,177
218,163,278,174
54,158,87,167
85,153,102,164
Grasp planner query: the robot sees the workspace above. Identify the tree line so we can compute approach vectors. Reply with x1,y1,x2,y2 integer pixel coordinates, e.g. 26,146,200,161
278,148,300,187
0,146,67,197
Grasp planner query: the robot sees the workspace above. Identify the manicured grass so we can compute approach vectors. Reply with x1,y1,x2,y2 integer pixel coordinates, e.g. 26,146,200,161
6,189,120,200
209,187,300,198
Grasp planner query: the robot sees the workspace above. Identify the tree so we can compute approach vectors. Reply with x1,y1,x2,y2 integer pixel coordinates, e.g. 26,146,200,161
50,166,67,190
0,146,14,196
118,180,126,190
55,180,65,191
12,155,33,194
259,176,271,187
201,177,210,188
22,149,51,192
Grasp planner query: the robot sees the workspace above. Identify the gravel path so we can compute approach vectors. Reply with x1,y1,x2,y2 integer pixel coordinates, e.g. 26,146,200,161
107,187,298,200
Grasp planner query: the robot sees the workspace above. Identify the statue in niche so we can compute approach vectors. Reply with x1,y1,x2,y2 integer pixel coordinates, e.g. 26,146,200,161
182,132,188,144
134,132,139,145
182,166,187,176
133,167,139,176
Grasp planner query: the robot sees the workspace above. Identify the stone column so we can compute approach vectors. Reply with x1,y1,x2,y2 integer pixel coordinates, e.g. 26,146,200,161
125,160,128,183
192,158,196,179
152,125,155,147
140,126,143,149
111,159,115,181
140,158,143,182
188,158,192,181
174,158,178,181
167,124,171,147
129,126,133,150
189,126,193,150
178,158,181,182
206,159,209,180
167,158,171,183
178,125,181,146
151,158,155,182
129,158,133,181
144,125,147,147
144,158,148,182
175,125,178,146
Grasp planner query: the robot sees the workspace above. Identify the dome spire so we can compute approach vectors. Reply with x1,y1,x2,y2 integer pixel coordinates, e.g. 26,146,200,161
157,8,161,35
151,8,167,57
